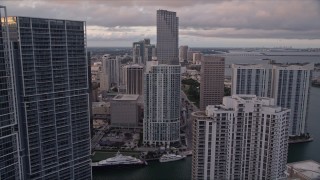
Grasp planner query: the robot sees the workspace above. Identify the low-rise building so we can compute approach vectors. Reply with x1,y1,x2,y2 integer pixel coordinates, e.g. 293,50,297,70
92,102,110,119
111,94,140,128
287,160,320,180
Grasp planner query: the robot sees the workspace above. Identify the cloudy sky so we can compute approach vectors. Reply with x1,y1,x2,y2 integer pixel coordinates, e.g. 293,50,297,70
2,0,320,48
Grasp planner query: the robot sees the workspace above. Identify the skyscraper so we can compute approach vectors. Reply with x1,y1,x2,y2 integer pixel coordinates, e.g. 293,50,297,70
192,95,290,180
200,55,225,111
0,6,21,180
231,64,273,97
192,52,202,64
144,44,156,62
100,54,121,91
124,64,144,95
133,39,150,64
156,10,179,65
179,45,188,63
7,16,91,180
143,63,181,145
232,63,314,136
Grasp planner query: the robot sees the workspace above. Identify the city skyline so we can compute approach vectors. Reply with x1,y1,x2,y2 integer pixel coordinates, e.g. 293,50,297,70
1,0,320,48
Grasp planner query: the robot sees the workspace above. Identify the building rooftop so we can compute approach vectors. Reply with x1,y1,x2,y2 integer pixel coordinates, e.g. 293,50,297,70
92,102,110,108
287,160,320,179
113,94,139,101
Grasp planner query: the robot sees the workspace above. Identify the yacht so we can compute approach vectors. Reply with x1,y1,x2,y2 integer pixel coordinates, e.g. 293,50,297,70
92,151,147,169
159,153,186,163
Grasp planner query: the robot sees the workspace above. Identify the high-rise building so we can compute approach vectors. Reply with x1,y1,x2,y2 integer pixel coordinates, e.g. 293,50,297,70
133,39,150,64
192,95,290,180
143,63,181,145
0,7,21,180
200,55,225,111
193,52,201,64
231,64,273,97
123,64,144,95
231,63,314,135
144,44,156,63
7,16,91,180
100,54,111,91
156,10,179,65
100,54,121,91
179,45,188,63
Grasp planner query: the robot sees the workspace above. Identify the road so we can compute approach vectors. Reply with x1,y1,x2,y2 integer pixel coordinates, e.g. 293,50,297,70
91,123,108,150
181,90,199,150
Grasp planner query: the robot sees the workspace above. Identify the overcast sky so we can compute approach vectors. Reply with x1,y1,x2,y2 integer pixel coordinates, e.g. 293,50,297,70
2,0,320,48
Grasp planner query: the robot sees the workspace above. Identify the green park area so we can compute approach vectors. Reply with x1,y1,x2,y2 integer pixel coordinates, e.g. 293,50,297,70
182,78,200,107
181,78,231,107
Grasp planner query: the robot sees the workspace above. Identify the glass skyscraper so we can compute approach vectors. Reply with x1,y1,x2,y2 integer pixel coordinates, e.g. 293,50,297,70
0,6,21,180
3,16,91,180
156,10,179,65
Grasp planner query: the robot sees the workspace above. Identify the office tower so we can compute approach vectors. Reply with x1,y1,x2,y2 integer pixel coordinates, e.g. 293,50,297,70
200,55,225,111
179,45,188,63
100,54,121,91
232,63,314,136
193,53,202,64
7,16,91,180
124,64,144,95
0,7,21,180
144,44,156,62
192,95,290,180
156,10,179,65
133,39,150,64
143,63,181,145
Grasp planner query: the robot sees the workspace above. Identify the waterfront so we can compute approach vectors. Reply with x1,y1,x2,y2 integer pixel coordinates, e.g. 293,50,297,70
93,87,320,180
93,53,320,180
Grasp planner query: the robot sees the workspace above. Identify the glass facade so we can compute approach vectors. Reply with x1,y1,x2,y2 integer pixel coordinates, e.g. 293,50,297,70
0,7,21,180
6,16,91,180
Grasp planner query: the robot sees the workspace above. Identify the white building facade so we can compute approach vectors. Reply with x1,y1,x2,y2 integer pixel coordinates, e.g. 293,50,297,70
100,54,121,91
192,95,290,180
143,64,181,145
232,63,313,135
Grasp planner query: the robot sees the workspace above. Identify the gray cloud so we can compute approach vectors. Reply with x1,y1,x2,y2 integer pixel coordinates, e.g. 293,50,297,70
2,0,320,47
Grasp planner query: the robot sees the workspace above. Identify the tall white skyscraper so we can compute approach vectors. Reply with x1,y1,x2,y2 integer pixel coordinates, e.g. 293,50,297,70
273,64,313,135
192,95,290,180
232,63,313,135
143,63,181,145
156,10,179,65
100,54,121,91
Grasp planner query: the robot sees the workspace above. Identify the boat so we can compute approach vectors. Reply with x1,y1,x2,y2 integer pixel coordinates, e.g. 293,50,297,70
91,151,147,169
159,153,186,163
